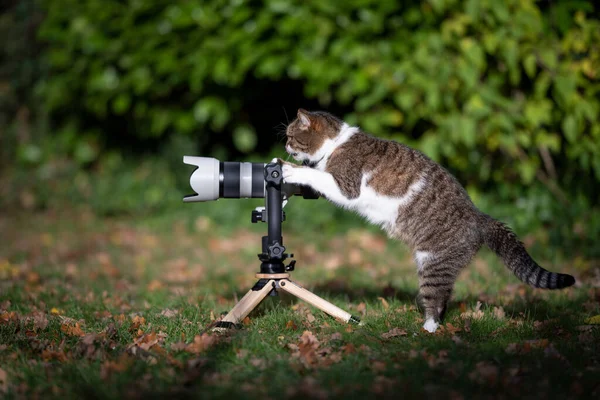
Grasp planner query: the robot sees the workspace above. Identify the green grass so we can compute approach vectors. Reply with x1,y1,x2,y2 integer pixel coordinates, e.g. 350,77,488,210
1,207,599,399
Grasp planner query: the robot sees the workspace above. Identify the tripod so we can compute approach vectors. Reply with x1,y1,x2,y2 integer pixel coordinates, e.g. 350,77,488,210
214,162,360,330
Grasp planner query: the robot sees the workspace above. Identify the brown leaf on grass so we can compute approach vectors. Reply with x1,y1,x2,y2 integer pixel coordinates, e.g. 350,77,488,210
32,311,48,331
147,279,163,291
58,315,78,325
41,349,68,362
297,330,320,368
81,333,98,346
356,302,367,316
26,271,40,284
492,306,505,320
377,297,390,310
186,333,217,354
505,339,550,354
129,315,146,331
170,341,187,351
61,322,85,337
461,301,484,320
0,368,8,394
468,361,498,386
0,312,18,325
114,314,126,323
444,323,462,335
330,332,342,341
101,354,132,380
94,310,112,320
342,343,356,354
159,308,178,318
286,320,298,330
381,328,408,339
130,331,166,352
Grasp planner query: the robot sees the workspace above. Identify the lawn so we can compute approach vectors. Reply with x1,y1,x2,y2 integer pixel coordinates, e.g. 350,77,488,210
1,206,599,399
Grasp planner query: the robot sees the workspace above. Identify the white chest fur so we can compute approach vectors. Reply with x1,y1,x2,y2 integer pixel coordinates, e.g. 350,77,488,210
349,174,426,232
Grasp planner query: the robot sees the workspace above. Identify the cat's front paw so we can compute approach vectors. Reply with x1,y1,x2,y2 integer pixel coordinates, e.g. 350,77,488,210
282,164,307,185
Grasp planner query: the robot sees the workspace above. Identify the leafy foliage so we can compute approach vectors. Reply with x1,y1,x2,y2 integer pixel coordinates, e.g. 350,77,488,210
2,0,600,256
36,0,600,180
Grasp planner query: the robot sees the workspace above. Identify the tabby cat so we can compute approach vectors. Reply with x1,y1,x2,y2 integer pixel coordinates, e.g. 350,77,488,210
281,109,575,333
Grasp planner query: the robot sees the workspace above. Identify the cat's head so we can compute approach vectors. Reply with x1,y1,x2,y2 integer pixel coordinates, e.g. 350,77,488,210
285,109,343,165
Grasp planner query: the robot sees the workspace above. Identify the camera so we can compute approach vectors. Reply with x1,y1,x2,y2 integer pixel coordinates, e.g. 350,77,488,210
183,156,317,202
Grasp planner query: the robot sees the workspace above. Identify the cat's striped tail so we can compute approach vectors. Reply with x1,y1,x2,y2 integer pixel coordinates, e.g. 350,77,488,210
481,215,575,289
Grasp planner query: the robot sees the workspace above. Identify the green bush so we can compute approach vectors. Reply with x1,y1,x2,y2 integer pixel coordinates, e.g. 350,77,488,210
36,0,600,181
3,0,600,257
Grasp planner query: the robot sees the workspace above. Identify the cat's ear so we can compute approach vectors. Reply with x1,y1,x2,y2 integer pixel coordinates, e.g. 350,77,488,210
297,109,311,129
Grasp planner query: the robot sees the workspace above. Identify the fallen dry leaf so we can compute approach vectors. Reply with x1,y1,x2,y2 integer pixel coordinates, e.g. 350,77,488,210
130,331,164,351
81,333,98,346
377,297,390,310
186,333,217,354
147,279,163,291
444,323,462,335
0,312,18,324
159,309,178,318
286,320,298,330
41,349,68,362
381,328,408,339
461,301,484,320
129,315,146,331
0,368,7,394
505,339,550,354
297,330,320,368
342,343,356,354
101,354,132,380
32,311,48,331
170,341,187,351
356,302,367,316
492,306,505,320
61,322,85,337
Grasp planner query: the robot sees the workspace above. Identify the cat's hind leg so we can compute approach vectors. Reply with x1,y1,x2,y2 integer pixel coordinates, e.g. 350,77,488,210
415,249,474,333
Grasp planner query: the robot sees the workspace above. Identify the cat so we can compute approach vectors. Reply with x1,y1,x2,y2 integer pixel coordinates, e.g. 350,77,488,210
281,108,575,333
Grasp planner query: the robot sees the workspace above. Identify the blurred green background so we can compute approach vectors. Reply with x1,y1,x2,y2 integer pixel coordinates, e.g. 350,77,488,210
1,0,599,259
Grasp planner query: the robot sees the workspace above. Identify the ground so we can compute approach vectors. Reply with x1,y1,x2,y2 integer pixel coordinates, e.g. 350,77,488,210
1,208,599,399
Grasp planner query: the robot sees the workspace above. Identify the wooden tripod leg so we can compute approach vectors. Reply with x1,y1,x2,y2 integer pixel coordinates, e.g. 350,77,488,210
214,279,275,330
278,279,360,324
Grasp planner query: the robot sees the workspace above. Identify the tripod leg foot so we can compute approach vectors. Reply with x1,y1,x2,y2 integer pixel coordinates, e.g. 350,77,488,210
213,279,276,332
278,279,361,324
